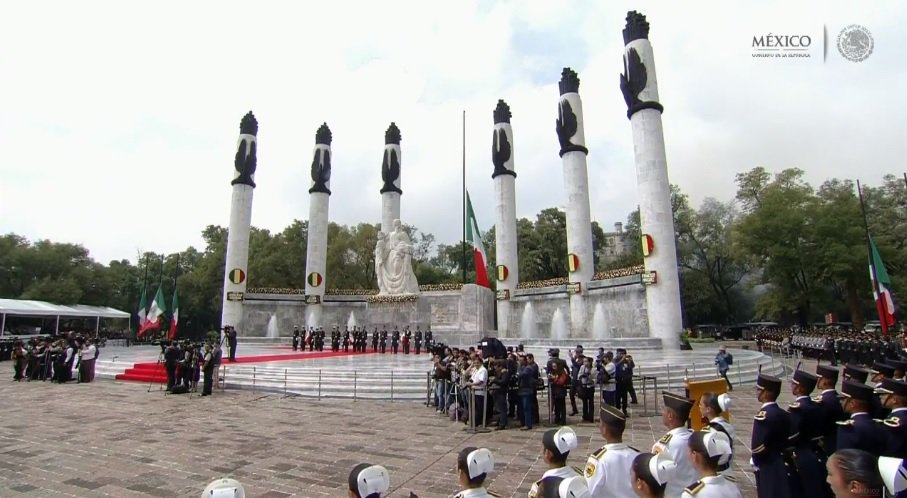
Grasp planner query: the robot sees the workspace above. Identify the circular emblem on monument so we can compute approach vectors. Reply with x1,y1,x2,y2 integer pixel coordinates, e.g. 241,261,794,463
228,268,246,285
836,25,873,62
567,254,580,273
496,265,509,282
307,272,323,287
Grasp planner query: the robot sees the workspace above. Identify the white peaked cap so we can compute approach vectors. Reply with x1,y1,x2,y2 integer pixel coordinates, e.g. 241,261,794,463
201,478,245,498
878,456,907,495
702,430,733,459
548,426,579,454
558,476,591,498
467,448,495,478
648,453,677,485
355,465,390,497
717,393,732,412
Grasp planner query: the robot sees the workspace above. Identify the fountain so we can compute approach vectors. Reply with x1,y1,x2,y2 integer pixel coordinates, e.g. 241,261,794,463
266,315,279,339
520,303,537,338
306,312,317,331
551,308,567,340
347,312,358,330
592,303,608,340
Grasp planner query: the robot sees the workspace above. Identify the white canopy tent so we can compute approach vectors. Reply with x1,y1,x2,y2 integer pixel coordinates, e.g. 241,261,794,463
0,298,130,336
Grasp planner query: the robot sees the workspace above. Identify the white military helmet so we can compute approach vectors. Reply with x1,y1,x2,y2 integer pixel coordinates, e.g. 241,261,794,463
201,478,245,498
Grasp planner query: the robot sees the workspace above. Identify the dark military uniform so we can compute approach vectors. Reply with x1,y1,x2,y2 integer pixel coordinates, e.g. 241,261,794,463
391,330,400,354
380,329,387,353
292,328,300,351
315,329,324,352
752,375,792,498
870,362,895,418
814,365,846,456
836,380,887,456
371,329,378,352
425,329,433,351
343,329,350,353
788,370,826,498
414,330,422,355
874,378,907,458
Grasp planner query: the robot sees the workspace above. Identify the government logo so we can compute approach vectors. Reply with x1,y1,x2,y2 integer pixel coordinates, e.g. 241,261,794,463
837,24,873,62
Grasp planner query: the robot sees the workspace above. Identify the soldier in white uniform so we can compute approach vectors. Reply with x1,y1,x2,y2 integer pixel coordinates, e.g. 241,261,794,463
697,392,734,476
347,463,391,498
453,447,497,498
529,427,581,498
682,430,741,498
584,404,639,497
534,476,590,498
630,452,676,498
652,391,698,497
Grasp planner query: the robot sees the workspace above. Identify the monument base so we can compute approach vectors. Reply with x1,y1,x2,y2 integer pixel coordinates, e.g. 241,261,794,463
365,298,431,332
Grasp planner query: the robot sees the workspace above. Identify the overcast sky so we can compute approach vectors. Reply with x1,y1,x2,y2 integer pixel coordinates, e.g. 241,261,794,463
2,1,905,264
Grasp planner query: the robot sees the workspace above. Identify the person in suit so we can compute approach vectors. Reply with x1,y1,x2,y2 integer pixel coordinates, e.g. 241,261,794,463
875,378,907,458
815,364,847,457
836,380,887,456
787,369,827,497
751,374,792,498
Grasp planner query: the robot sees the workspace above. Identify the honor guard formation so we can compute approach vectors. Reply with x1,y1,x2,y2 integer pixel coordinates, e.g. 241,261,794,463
289,324,433,355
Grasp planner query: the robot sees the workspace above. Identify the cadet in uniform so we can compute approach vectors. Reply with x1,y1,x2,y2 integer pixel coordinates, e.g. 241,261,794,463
380,328,388,353
653,392,697,497
630,453,676,498
844,364,870,384
425,327,433,352
347,463,390,498
751,374,791,498
534,476,589,498
787,369,826,497
343,328,351,353
584,404,639,498
391,329,400,354
698,392,734,476
528,426,580,498
875,378,907,458
402,329,410,354
453,447,497,498
890,359,907,381
292,326,300,351
815,364,846,456
837,379,886,455
682,430,741,498
315,328,324,352
371,328,378,352
414,329,423,355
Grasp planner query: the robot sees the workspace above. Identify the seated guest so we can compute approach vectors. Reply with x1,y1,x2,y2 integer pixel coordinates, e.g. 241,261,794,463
630,453,676,498
683,430,741,497
455,447,496,498
348,463,390,498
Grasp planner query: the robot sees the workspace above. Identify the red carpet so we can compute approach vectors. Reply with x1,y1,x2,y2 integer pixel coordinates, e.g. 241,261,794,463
114,350,361,383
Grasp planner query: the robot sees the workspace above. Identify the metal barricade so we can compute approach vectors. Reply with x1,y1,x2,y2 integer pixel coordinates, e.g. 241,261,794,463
317,369,322,400
390,371,395,402
252,366,256,393
425,372,432,407
354,371,358,401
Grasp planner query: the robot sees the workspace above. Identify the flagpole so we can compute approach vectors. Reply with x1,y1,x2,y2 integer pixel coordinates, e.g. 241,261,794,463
462,109,467,285
139,254,149,336
903,172,907,192
857,180,888,336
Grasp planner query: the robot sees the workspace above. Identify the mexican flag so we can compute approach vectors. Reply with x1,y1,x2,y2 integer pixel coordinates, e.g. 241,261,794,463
139,285,167,337
168,288,180,340
466,192,490,288
136,288,148,336
869,237,896,334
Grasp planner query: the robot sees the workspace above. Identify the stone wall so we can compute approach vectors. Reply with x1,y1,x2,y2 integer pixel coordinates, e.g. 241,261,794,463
240,284,494,339
506,274,648,339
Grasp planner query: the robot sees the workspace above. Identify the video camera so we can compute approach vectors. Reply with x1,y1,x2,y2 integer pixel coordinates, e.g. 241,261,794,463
429,342,448,357
479,337,507,360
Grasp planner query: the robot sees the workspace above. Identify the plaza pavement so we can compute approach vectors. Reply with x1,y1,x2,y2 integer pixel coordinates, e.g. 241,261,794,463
1,352,800,497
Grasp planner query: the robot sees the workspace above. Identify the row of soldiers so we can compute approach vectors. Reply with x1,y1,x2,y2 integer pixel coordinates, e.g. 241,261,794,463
757,327,906,366
290,325,435,354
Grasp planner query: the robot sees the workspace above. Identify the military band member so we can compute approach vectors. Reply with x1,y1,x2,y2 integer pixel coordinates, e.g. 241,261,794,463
380,329,388,354
653,392,697,497
698,392,734,476
630,453,676,498
292,326,300,351
878,455,907,498
414,329,423,355
787,369,826,497
843,364,870,384
815,364,846,456
682,431,741,498
454,447,496,498
751,374,791,498
391,329,400,354
836,379,886,455
875,378,907,458
528,427,581,498
584,404,638,498
347,463,390,498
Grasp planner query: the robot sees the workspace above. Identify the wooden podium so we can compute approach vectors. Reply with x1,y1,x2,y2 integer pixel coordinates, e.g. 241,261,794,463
684,378,730,431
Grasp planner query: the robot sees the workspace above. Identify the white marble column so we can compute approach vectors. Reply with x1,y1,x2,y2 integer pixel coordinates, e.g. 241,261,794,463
491,100,519,337
221,111,258,336
622,11,682,350
556,68,594,338
380,123,402,234
304,123,333,329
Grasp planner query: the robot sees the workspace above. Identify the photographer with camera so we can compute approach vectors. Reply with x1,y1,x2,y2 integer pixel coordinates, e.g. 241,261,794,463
489,359,511,430
547,351,570,425
568,346,584,417
614,349,635,417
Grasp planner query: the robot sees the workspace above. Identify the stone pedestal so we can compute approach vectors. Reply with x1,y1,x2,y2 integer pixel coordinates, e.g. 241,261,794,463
366,298,431,332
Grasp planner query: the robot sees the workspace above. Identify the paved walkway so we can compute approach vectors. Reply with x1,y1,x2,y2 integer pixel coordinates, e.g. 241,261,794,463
0,363,800,496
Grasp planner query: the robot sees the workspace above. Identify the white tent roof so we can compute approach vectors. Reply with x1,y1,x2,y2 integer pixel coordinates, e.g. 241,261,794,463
0,299,129,319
